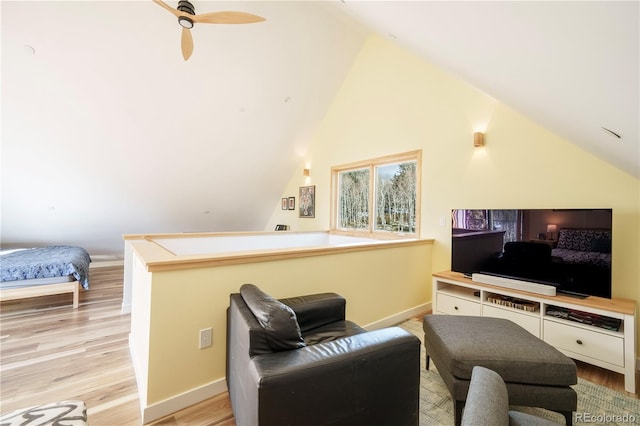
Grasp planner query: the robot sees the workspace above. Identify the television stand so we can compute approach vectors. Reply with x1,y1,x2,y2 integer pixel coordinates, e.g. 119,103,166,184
432,271,637,394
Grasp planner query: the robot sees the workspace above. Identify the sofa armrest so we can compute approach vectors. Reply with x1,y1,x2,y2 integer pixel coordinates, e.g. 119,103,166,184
249,327,420,426
462,366,509,426
279,292,345,332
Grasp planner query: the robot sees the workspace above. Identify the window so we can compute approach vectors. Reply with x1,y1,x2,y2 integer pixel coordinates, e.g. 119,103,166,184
337,168,370,230
331,151,421,236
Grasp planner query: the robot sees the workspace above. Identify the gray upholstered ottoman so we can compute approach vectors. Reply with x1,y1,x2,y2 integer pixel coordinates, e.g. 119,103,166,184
423,315,577,426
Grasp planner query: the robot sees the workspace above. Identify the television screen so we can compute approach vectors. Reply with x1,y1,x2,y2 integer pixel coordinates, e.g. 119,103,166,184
451,209,612,298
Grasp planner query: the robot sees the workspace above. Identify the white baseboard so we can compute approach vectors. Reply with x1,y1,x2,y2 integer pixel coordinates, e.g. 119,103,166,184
129,332,229,424
90,260,124,268
121,303,131,314
141,378,228,424
128,334,147,420
363,302,431,330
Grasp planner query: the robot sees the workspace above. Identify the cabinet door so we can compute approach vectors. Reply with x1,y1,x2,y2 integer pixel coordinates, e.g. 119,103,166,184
436,293,481,316
544,320,624,367
482,304,540,337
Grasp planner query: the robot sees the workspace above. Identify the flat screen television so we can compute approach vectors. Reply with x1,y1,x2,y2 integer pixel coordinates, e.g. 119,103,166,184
451,209,612,298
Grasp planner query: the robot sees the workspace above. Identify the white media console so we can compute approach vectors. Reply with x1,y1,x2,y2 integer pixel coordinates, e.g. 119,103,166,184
432,271,637,394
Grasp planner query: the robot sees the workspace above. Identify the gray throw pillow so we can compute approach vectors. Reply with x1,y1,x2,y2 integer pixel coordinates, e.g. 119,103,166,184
240,284,305,352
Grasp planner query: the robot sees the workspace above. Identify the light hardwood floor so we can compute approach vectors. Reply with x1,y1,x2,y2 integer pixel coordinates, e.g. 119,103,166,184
1,266,637,425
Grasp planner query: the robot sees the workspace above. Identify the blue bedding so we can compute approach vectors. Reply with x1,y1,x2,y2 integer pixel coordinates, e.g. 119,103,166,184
1,246,91,290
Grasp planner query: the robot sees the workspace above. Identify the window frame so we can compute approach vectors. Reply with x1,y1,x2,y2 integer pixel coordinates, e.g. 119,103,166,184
330,150,422,238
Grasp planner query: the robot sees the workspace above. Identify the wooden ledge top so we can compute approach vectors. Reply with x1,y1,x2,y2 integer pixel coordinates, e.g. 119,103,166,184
127,233,434,272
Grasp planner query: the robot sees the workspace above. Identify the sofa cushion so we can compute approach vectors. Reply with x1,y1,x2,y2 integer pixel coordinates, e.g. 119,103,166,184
240,284,305,353
508,410,562,425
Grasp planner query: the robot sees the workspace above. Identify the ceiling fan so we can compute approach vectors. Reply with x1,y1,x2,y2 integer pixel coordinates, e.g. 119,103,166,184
152,0,265,61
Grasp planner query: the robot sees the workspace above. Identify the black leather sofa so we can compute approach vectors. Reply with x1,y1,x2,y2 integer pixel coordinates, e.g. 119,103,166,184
226,284,421,426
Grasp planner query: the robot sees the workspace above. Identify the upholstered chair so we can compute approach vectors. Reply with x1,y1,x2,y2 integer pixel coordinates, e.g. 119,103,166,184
226,284,421,426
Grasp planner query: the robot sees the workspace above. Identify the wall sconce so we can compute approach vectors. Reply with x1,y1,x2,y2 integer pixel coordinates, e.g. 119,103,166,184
473,132,485,147
547,224,558,240
303,168,310,177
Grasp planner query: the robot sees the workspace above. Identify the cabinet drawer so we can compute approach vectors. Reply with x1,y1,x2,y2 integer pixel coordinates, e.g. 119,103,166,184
436,293,481,316
483,304,540,337
543,320,624,367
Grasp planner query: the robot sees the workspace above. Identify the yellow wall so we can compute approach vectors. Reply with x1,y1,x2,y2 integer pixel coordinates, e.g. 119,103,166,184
132,240,432,411
268,34,640,337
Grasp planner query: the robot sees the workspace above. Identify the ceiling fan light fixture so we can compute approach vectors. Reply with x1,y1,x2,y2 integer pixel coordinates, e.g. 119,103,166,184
178,15,194,28
152,0,266,60
177,0,195,15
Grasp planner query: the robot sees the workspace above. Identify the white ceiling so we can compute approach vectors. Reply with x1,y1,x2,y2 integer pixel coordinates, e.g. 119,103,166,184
339,0,639,178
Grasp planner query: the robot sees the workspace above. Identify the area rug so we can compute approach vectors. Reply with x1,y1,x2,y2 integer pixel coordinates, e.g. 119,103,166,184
0,400,87,425
398,318,640,426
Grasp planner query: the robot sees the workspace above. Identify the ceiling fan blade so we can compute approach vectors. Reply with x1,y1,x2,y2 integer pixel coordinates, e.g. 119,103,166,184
152,0,181,18
192,11,265,25
181,27,194,61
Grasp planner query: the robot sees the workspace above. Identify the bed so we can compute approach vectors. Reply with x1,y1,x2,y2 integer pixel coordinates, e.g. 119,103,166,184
1,246,91,309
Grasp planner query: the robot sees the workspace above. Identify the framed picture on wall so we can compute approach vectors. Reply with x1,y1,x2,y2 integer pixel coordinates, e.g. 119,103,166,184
288,197,295,210
281,198,288,210
299,185,315,218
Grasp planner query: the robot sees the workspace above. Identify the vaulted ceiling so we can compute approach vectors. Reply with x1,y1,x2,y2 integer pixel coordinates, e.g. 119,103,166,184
340,1,639,178
1,1,638,255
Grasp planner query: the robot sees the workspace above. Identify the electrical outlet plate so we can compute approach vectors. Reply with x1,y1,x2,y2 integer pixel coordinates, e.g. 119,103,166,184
199,327,212,349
